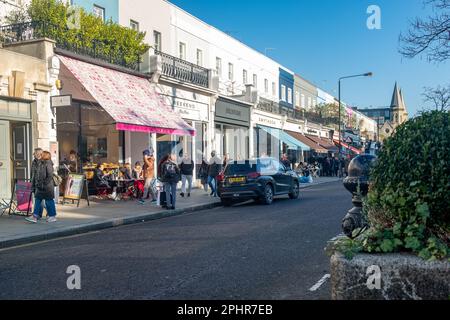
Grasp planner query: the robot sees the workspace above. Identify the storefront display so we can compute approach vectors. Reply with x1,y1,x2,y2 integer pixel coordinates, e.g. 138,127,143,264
253,110,283,158
253,109,310,162
214,97,251,160
57,54,196,185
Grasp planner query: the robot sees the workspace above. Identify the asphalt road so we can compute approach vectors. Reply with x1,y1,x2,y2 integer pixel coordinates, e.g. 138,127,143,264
0,181,348,300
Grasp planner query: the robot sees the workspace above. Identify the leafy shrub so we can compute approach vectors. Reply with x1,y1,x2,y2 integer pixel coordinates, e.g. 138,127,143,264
6,0,149,68
364,110,449,260
331,111,449,260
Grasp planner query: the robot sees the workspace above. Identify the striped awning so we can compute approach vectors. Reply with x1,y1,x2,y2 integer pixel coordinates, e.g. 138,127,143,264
257,125,310,151
286,131,328,154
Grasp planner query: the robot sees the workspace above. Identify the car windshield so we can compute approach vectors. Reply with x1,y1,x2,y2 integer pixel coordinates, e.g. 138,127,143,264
224,162,257,175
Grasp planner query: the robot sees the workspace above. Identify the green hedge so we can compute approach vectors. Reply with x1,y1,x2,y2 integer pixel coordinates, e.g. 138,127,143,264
333,111,449,260
364,110,449,260
22,0,149,67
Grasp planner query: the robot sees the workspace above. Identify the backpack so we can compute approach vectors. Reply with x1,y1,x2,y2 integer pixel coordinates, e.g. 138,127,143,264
163,162,178,181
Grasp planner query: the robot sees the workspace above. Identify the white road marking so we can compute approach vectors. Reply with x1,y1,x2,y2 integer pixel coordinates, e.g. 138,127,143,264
309,274,331,292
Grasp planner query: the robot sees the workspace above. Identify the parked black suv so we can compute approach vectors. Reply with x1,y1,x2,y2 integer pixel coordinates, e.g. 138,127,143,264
217,158,300,206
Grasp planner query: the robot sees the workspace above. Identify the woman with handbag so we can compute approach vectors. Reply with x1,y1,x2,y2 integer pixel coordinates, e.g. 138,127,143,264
26,151,58,223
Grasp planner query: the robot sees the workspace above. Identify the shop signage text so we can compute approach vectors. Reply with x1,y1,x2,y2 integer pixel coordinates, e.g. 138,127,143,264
215,98,250,126
254,111,282,129
170,97,208,122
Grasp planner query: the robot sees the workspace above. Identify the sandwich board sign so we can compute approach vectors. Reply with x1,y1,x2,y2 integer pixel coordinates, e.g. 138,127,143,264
62,173,89,207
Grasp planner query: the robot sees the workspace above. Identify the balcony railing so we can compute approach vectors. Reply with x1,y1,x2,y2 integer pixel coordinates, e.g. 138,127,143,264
0,21,141,71
256,99,340,130
155,50,209,88
257,99,302,120
0,21,43,44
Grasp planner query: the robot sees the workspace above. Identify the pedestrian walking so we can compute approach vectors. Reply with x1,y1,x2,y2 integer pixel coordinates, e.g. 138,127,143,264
139,148,156,204
26,151,57,223
207,151,222,197
30,148,44,217
198,156,209,192
180,154,194,197
160,154,181,210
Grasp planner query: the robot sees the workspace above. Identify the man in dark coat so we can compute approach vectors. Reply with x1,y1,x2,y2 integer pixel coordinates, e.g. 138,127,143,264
30,148,43,216
26,151,57,223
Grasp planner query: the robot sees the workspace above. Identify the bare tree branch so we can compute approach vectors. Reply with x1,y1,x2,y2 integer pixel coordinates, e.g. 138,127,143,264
422,85,450,110
399,0,450,62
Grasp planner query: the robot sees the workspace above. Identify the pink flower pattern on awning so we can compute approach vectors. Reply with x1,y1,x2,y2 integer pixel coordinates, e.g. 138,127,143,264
57,55,195,136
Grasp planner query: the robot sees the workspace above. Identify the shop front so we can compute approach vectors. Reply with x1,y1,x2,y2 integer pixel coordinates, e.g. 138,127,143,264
155,84,210,180
214,97,251,161
56,54,194,192
252,109,309,164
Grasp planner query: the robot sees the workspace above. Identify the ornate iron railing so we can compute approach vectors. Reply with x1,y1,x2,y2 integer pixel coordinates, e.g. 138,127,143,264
155,50,209,88
256,98,341,129
0,21,44,44
0,21,141,71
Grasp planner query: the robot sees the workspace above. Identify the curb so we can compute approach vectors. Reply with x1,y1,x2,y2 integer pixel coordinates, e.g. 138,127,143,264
299,179,341,189
0,201,221,250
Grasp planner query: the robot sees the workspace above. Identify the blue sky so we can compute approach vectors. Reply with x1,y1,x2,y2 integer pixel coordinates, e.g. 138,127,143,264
170,0,449,116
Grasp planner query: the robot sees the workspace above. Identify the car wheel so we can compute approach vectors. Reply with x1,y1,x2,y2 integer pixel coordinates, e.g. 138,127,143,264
289,181,300,199
262,184,274,205
221,198,233,207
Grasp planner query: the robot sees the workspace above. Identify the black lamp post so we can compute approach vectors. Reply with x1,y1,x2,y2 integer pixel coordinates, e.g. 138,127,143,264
338,72,372,176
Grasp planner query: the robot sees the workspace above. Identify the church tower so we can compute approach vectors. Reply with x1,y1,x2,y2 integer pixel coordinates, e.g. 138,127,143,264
390,82,408,126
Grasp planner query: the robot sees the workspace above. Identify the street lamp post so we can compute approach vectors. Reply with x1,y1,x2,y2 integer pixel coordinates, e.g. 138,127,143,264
338,72,373,177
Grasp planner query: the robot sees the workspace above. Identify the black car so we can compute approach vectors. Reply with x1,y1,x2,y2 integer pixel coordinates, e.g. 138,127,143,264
217,158,300,206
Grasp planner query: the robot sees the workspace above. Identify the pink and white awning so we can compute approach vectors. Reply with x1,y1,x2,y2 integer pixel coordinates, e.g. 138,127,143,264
57,55,195,136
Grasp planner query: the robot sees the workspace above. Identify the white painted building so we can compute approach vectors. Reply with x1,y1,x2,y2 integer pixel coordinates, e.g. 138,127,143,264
119,0,280,103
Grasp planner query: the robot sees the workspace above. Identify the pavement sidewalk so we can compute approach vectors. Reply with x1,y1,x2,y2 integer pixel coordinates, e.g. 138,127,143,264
0,177,340,249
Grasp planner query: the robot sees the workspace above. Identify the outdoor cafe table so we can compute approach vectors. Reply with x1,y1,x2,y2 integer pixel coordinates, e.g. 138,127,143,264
107,178,136,200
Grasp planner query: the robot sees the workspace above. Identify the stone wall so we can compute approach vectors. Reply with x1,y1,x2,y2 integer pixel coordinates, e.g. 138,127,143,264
331,252,450,300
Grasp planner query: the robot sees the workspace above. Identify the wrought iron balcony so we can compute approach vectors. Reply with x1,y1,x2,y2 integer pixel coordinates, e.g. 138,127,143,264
0,21,141,71
257,99,304,121
155,50,209,88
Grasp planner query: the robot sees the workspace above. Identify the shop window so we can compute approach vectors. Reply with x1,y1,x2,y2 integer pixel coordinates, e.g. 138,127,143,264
56,104,122,171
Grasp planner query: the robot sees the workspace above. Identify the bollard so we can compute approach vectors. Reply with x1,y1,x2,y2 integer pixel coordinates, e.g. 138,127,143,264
342,154,377,238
